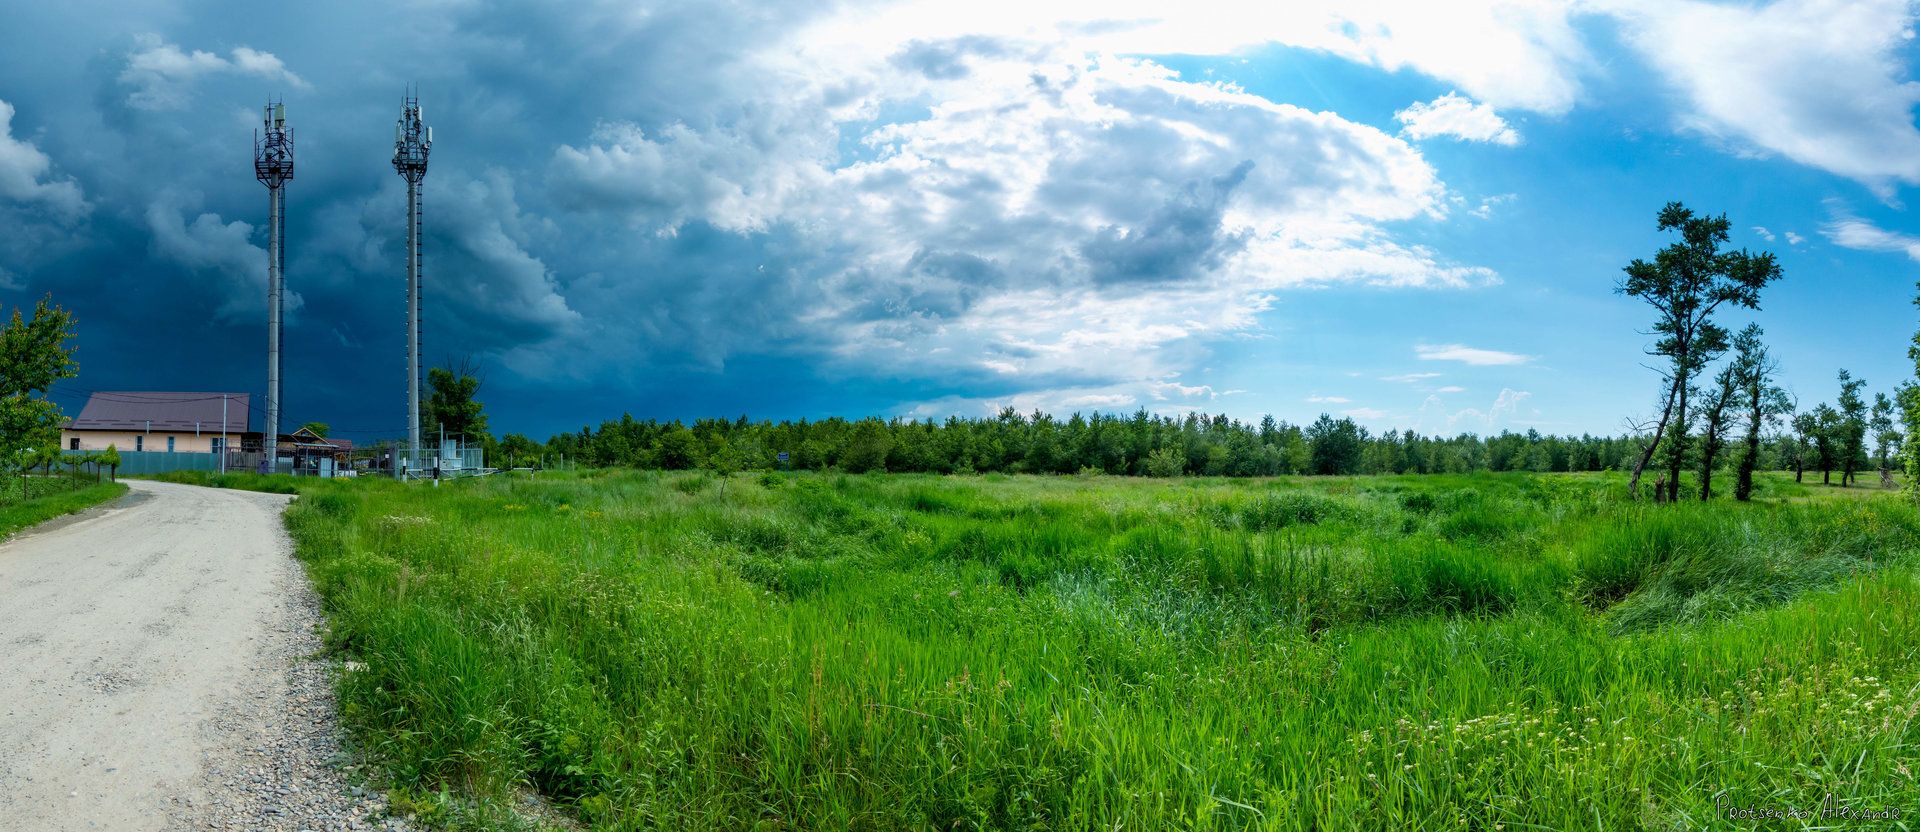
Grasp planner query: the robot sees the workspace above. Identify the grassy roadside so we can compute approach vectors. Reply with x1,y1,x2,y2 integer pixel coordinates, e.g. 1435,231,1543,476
0,479,129,539
274,470,1920,830
140,470,301,494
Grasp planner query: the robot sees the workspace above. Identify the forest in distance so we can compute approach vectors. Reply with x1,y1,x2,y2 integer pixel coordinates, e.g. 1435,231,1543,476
522,393,1898,484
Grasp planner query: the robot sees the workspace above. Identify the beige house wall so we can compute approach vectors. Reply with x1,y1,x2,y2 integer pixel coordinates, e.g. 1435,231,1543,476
61,429,242,454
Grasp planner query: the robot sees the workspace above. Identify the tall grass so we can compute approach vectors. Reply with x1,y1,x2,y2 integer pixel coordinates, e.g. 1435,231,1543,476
284,471,1920,830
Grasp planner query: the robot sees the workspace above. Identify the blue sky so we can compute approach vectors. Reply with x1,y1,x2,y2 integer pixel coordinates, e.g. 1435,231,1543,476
0,0,1917,442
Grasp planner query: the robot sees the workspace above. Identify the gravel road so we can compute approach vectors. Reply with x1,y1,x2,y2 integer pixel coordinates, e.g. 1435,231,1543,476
0,479,410,832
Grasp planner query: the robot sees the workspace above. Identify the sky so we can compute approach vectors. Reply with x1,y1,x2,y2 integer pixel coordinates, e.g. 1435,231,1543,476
1,0,1918,443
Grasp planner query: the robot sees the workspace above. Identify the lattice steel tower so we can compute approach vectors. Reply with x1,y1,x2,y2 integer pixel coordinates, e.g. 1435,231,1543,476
254,100,293,470
392,93,431,473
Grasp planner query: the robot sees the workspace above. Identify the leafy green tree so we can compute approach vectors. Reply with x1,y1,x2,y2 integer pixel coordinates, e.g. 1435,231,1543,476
1696,369,1736,501
841,420,893,473
1306,414,1363,475
1727,325,1783,501
1811,403,1841,485
705,436,745,490
1836,370,1868,486
1618,202,1782,501
498,433,540,468
1144,446,1185,477
100,444,120,482
1871,392,1900,486
0,296,78,477
654,424,701,470
299,421,330,438
1790,407,1817,483
420,358,491,447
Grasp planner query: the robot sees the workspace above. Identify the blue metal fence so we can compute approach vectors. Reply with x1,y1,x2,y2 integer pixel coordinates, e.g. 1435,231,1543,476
60,449,238,475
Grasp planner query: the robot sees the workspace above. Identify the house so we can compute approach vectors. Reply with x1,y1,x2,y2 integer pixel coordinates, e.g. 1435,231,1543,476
286,425,354,475
62,392,252,454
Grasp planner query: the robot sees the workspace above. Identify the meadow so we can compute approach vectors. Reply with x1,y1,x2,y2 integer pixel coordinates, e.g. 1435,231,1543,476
281,470,1920,830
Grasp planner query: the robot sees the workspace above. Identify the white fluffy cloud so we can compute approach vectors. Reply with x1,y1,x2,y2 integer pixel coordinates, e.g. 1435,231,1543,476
1396,93,1521,145
1416,343,1533,365
1610,0,1920,188
554,42,1493,398
1420,387,1533,433
1824,216,1920,261
0,100,86,220
118,35,308,110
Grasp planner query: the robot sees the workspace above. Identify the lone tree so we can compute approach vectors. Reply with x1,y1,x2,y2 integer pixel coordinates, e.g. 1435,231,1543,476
1726,325,1784,501
1619,202,1781,501
421,358,491,448
1836,369,1868,486
1811,403,1841,485
0,296,79,477
1872,391,1901,487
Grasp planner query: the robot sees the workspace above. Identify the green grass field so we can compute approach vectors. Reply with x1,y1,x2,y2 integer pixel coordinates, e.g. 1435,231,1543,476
282,470,1920,830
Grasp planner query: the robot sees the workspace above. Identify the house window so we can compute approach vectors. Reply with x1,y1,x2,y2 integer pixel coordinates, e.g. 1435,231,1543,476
211,437,225,454
167,436,175,452
135,436,143,451
69,438,79,450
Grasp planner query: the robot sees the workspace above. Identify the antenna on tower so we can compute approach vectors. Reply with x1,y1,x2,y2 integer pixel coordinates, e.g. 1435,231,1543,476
254,97,294,474
393,90,432,478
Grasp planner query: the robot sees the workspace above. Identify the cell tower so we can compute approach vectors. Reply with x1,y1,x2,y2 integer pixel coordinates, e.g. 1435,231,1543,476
254,100,293,471
392,92,431,475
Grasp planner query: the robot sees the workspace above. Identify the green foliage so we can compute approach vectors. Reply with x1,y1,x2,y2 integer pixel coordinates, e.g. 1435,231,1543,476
840,419,893,473
545,409,1655,480
421,359,491,447
1143,445,1185,477
281,470,1920,831
1618,202,1782,500
0,296,78,473
1305,413,1363,474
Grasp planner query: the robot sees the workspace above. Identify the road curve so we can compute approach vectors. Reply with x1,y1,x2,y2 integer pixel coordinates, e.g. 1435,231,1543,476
0,479,405,832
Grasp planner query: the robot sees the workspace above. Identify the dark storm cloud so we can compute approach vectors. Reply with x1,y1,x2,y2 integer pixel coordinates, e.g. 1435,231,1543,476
1081,160,1253,285
0,0,858,437
0,0,1482,437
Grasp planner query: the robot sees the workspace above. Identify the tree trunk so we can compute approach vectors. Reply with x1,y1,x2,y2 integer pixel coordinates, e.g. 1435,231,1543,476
1666,379,1690,504
1629,385,1676,500
1735,399,1761,501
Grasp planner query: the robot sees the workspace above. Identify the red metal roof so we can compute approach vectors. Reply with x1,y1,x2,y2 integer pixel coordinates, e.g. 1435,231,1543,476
66,392,253,432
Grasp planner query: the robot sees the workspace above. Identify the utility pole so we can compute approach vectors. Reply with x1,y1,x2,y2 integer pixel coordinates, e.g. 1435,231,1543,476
255,100,293,474
393,92,431,479
220,393,229,475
